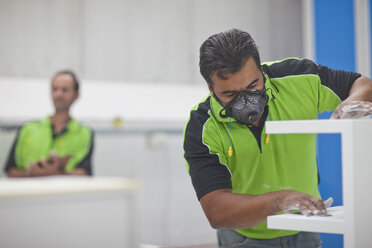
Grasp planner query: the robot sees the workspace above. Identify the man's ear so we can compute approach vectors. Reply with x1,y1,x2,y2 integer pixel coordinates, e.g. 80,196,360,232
208,84,213,94
74,91,80,102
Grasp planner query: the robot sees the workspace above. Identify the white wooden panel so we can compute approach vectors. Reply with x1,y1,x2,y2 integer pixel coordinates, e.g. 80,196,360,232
0,78,209,121
268,206,344,234
352,121,372,247
302,0,315,60
81,0,132,81
0,177,139,248
354,0,371,77
266,119,353,134
266,119,372,248
193,0,272,84
167,135,216,245
0,0,304,84
130,0,194,84
267,0,303,59
0,0,80,77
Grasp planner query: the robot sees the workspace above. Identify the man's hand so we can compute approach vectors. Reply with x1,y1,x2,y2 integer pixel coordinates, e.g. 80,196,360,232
24,152,72,177
331,100,372,119
40,156,64,176
331,76,372,119
277,190,327,216
25,157,63,177
25,161,43,177
58,155,72,169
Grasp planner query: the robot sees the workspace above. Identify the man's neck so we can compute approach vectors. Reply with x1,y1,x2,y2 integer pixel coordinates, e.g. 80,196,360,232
51,112,71,134
251,119,260,127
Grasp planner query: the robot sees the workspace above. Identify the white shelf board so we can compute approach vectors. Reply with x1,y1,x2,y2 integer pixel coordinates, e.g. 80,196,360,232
267,206,344,234
0,176,140,199
265,119,356,134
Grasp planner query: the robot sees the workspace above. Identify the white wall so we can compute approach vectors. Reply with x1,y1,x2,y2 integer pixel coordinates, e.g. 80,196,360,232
0,79,213,246
0,1,306,246
0,0,304,84
0,78,208,121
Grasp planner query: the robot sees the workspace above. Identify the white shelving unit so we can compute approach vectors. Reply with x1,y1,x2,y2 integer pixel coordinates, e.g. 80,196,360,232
0,176,140,248
266,119,372,248
268,206,344,234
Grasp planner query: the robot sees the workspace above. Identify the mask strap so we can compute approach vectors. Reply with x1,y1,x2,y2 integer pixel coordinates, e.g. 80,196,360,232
212,89,225,106
266,74,279,93
212,88,230,118
219,107,229,118
263,71,279,97
213,88,232,155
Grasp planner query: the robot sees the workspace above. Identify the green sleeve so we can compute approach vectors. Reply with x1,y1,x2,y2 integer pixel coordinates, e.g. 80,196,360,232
318,83,342,113
64,128,92,172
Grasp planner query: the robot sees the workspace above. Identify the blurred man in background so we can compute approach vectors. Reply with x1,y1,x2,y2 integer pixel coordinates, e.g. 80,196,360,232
183,29,372,247
4,70,94,177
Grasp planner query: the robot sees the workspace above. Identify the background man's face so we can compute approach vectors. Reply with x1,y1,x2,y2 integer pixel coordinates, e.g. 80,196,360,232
209,57,264,105
51,74,79,112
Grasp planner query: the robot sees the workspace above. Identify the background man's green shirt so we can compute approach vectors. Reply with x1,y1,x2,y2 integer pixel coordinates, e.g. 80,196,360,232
5,116,93,174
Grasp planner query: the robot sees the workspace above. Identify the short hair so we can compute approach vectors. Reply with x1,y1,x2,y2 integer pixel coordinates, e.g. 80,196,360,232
52,70,80,92
199,29,261,85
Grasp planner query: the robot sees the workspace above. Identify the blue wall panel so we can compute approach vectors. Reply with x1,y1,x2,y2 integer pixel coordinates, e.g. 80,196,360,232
315,0,356,70
370,0,372,75
314,0,356,247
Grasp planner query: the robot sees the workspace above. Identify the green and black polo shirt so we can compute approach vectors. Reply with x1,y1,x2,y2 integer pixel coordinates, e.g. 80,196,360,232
4,117,94,175
183,58,360,239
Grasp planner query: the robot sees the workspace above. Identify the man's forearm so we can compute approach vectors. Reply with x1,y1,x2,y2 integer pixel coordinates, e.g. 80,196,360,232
331,76,372,119
346,76,372,102
7,167,28,177
200,189,284,229
200,189,325,230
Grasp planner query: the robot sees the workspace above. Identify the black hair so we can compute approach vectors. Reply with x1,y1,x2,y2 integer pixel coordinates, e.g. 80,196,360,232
53,70,80,92
199,29,261,85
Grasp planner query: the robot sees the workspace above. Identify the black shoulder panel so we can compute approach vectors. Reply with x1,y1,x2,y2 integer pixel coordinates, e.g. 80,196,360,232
184,96,232,200
262,58,361,101
262,58,318,78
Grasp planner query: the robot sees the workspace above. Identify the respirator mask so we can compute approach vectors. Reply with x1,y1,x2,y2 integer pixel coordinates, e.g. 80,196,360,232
217,88,269,124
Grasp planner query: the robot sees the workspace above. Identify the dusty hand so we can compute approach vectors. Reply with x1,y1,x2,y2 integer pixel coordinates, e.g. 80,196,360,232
323,197,333,209
49,150,71,170
26,161,41,176
27,157,61,177
39,156,63,176
331,100,372,119
278,190,327,216
58,155,72,169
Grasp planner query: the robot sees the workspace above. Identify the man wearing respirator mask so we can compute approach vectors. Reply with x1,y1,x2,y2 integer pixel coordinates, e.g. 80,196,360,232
183,29,372,247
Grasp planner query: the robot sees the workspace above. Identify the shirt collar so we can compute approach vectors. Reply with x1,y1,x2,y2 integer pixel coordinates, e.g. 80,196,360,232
43,116,77,137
